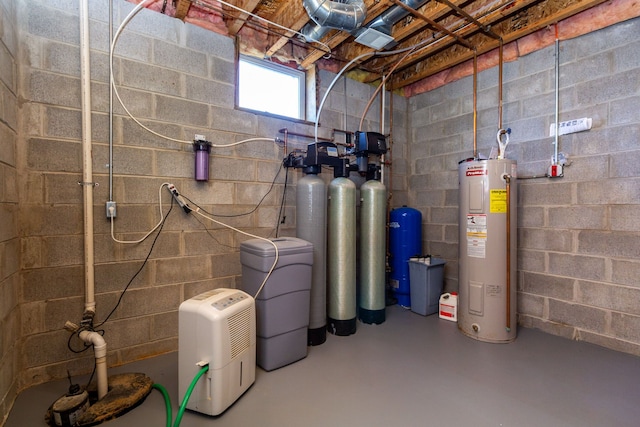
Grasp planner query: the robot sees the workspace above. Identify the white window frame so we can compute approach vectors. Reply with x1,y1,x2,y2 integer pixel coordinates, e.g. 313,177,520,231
237,55,306,121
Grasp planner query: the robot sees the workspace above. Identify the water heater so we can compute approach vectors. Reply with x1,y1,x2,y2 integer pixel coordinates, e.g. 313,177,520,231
458,159,517,343
178,288,256,416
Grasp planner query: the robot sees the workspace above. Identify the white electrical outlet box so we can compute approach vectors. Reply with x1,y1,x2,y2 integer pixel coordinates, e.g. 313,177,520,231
550,117,592,136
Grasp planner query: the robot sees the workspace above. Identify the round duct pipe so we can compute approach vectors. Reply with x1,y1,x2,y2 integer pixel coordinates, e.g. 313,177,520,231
303,0,366,31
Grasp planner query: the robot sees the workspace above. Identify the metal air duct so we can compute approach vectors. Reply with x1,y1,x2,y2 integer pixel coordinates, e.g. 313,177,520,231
352,0,430,49
366,0,429,34
301,0,366,42
304,0,366,30
301,0,431,50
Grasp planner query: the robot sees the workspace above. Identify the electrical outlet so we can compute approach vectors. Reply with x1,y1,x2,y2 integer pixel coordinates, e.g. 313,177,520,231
106,201,117,218
548,163,563,178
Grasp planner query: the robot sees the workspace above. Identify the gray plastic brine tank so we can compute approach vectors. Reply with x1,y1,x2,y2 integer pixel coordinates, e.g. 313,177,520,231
240,237,313,371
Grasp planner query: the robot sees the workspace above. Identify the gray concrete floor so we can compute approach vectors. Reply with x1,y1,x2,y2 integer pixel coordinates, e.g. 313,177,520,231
7,305,640,427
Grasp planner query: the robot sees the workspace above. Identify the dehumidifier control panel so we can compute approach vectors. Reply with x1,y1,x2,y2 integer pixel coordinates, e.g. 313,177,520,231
211,291,249,311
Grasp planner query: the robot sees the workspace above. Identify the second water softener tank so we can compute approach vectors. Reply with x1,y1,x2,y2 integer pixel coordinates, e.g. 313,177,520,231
389,206,422,307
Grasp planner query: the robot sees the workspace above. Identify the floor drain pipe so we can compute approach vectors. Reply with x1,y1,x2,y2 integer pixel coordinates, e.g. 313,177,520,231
79,331,108,399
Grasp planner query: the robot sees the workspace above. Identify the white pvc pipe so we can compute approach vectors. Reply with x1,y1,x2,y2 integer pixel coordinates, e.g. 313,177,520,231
80,0,109,400
79,0,95,314
79,331,108,399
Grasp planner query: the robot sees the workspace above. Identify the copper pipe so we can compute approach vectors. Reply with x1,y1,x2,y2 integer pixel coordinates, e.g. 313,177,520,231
473,49,478,159
282,127,288,157
385,92,394,273
359,46,416,131
388,92,393,205
498,38,504,130
504,173,512,331
380,73,385,132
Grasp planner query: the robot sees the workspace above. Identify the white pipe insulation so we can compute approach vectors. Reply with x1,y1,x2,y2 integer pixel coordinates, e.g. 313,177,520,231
80,0,109,399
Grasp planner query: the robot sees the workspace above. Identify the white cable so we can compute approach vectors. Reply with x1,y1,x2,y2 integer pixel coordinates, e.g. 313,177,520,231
110,182,171,244
110,0,189,144
315,52,374,142
110,1,279,150
358,46,418,131
109,179,279,298
211,137,277,148
314,44,421,142
191,208,279,299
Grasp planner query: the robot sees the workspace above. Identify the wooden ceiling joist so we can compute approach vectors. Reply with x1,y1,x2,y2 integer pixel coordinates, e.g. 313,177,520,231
174,0,191,20
137,0,632,90
387,0,610,89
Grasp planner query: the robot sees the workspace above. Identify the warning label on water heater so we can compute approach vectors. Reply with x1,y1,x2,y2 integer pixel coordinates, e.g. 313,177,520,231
466,214,487,258
490,189,507,213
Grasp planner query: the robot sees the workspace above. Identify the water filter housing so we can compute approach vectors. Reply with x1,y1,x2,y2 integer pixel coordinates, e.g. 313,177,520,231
178,288,256,416
458,159,517,342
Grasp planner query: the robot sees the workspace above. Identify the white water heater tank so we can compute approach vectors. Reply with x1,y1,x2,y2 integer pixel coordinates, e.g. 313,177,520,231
458,159,517,343
178,288,256,416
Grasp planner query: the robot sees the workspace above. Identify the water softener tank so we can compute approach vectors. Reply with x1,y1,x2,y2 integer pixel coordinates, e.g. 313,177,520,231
359,179,387,324
327,177,357,335
458,159,517,343
296,173,327,346
389,206,422,307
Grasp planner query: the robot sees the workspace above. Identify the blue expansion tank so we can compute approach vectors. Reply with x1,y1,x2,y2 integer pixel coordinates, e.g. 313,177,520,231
389,206,422,307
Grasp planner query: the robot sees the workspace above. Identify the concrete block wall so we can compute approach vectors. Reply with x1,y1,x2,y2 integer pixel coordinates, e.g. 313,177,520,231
9,0,407,406
408,18,640,356
0,0,20,423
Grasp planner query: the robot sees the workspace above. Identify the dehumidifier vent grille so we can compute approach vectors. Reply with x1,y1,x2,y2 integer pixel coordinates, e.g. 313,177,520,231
228,306,254,359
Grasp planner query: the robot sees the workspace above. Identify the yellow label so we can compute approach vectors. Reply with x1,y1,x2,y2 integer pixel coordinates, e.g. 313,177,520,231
490,189,507,213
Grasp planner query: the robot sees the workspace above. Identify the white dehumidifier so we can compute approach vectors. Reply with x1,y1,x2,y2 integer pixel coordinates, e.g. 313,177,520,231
178,288,256,416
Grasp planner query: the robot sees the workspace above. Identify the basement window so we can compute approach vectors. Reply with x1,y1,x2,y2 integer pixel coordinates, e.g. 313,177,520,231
237,55,306,121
